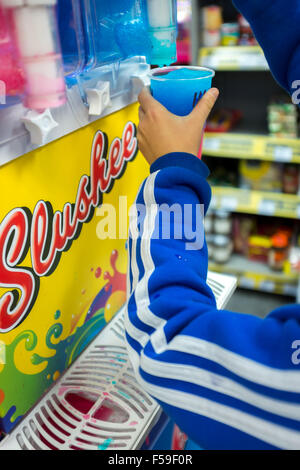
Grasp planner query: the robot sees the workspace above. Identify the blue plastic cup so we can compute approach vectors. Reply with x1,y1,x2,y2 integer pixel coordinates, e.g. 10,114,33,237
149,66,215,116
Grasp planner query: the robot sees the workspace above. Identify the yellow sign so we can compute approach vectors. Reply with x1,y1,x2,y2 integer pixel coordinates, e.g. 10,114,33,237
0,103,148,433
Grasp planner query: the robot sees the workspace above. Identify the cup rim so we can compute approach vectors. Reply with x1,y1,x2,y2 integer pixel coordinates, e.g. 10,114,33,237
149,65,215,81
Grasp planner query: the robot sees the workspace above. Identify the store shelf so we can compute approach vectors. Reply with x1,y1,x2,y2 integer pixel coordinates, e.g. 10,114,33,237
199,46,269,71
203,132,300,163
209,254,298,297
211,186,300,219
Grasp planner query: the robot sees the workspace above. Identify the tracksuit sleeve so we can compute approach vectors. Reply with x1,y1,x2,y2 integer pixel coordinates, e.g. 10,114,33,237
233,0,300,96
125,153,300,450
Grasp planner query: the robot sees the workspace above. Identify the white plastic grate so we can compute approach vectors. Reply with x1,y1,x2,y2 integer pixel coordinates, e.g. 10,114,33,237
0,271,236,450
207,271,237,309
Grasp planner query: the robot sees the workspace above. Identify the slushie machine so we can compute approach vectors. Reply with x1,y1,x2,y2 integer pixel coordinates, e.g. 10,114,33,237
0,0,236,450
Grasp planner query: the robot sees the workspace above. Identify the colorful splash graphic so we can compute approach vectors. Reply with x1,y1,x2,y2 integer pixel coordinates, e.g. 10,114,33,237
0,103,148,437
0,250,127,433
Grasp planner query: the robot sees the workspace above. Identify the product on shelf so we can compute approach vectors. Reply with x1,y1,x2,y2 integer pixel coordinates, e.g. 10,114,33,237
205,209,233,263
212,157,300,195
246,230,292,270
267,100,298,139
176,0,192,64
202,4,223,48
204,210,213,234
177,23,192,64
239,160,283,193
203,5,223,30
203,28,221,47
205,108,242,132
206,233,214,259
221,22,239,46
213,210,232,235
210,209,296,271
238,14,257,46
239,159,300,194
289,234,300,272
205,209,233,235
282,164,300,195
201,5,257,48
208,158,238,187
233,215,257,255
248,235,272,263
268,231,290,271
232,214,294,271
212,234,233,264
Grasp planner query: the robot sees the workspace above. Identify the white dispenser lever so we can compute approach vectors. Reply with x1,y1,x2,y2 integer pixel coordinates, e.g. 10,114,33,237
85,81,112,117
22,108,58,146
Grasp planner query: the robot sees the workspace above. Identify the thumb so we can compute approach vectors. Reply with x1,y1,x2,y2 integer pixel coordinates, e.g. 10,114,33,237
188,87,219,127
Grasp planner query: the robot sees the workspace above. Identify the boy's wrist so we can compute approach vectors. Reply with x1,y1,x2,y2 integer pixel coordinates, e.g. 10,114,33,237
150,152,210,179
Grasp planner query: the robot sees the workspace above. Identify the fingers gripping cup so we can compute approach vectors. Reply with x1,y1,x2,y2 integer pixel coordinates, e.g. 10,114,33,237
149,66,215,158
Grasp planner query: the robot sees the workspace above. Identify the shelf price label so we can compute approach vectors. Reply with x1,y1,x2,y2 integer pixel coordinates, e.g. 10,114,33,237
220,196,238,211
273,146,293,162
239,277,255,289
203,138,220,152
258,199,276,215
260,280,276,293
200,47,269,71
283,284,297,296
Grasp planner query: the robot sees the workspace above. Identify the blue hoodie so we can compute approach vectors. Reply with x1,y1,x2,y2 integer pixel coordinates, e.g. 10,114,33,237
125,1,300,450
233,0,300,96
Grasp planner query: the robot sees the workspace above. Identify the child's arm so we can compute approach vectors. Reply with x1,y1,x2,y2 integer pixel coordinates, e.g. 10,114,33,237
233,0,300,96
125,90,300,450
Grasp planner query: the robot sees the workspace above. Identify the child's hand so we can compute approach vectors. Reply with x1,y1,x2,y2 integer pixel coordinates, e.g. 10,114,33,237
137,87,219,166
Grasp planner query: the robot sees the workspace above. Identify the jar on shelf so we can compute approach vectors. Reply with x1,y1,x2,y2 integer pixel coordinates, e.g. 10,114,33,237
203,6,223,30
248,235,271,263
268,232,290,271
282,164,299,195
213,210,232,235
212,235,233,264
206,234,214,259
221,23,239,46
203,29,221,47
238,14,256,46
204,211,213,234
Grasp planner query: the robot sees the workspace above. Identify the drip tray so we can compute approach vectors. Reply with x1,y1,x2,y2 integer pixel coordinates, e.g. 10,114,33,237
0,313,161,451
0,271,236,450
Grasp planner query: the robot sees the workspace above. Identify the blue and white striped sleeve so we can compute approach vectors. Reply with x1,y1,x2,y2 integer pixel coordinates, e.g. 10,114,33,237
125,152,300,450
